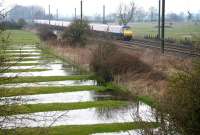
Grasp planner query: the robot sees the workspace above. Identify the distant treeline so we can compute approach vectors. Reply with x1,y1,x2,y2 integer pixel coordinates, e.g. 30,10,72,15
0,19,27,30
8,5,200,23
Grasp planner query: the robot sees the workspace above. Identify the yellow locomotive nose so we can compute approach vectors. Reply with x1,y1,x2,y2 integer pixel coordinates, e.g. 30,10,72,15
123,30,133,40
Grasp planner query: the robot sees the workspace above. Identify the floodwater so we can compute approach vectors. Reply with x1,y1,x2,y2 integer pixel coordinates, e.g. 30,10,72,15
0,45,159,132
5,49,41,52
7,61,42,63
92,129,159,135
0,63,72,70
0,69,77,77
13,56,42,59
6,52,41,55
0,102,156,129
0,91,114,105
0,80,96,88
92,130,141,135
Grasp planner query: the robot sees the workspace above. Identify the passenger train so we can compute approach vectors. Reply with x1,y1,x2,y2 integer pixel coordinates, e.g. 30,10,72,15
34,20,133,40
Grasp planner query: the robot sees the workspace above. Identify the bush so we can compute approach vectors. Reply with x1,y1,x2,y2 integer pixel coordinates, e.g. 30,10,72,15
17,18,27,27
192,34,200,50
90,43,151,84
37,25,57,41
0,21,21,30
62,19,90,47
163,60,200,135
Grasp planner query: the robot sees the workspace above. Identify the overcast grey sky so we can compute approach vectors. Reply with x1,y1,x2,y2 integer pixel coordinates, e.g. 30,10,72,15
2,0,200,17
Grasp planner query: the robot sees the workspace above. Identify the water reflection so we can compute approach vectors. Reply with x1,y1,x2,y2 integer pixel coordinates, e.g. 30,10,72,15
0,80,96,88
92,129,158,135
13,56,42,59
0,102,156,129
6,52,41,55
0,91,109,105
0,64,73,70
5,50,41,52
6,61,43,64
0,69,78,77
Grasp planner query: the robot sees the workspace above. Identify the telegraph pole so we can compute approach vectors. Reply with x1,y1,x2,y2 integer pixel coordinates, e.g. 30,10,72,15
56,8,58,21
161,0,165,53
103,5,105,24
48,5,51,25
80,0,83,22
75,8,77,20
31,6,34,22
158,0,161,39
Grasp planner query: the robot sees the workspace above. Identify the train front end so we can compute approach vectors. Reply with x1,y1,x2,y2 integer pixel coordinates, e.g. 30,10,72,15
122,26,133,41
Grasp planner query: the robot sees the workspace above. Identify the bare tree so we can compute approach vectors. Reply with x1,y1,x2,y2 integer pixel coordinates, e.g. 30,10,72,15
135,7,147,22
118,1,135,25
187,11,193,22
149,6,157,22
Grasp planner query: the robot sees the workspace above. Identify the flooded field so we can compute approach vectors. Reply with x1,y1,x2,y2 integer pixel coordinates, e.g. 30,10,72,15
0,102,155,129
0,91,115,104
0,44,158,134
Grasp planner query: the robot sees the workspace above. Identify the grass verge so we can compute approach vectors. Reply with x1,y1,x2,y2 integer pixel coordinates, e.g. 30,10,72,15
2,69,49,73
0,75,91,84
1,122,159,135
0,100,128,115
4,54,41,58
138,96,155,107
39,44,89,74
2,85,105,97
5,51,41,53
6,30,40,44
4,63,42,66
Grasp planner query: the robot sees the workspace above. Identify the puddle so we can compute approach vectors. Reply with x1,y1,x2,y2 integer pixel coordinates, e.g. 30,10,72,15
0,62,79,77
6,52,41,55
6,59,62,64
12,56,42,59
0,91,115,105
8,46,37,50
0,69,78,77
92,129,158,135
92,130,140,135
0,80,96,88
0,64,72,70
0,102,156,129
5,50,41,52
6,61,43,64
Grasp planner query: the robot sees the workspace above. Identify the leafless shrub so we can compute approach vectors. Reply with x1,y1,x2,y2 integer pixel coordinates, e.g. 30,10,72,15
90,42,152,84
160,60,200,135
37,25,57,41
62,19,90,47
118,1,135,25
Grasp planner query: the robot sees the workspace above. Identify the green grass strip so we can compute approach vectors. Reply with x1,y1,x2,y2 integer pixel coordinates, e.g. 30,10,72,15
138,96,155,107
5,51,41,53
3,63,42,66
5,30,40,44
4,54,41,57
0,100,128,115
11,58,52,61
5,47,37,50
2,69,49,73
0,75,92,84
1,122,159,135
2,85,105,97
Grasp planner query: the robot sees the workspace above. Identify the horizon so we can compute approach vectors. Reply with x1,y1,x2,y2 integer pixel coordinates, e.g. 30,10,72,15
1,0,200,18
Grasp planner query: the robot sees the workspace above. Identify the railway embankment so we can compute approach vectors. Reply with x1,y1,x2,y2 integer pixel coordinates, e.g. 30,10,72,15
40,35,192,106
32,21,194,106
26,22,200,133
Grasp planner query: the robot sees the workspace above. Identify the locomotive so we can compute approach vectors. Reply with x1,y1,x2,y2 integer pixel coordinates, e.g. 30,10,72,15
34,20,133,40
90,23,133,40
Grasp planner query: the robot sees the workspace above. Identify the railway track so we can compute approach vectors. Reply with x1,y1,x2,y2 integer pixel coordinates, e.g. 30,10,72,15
119,38,200,57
